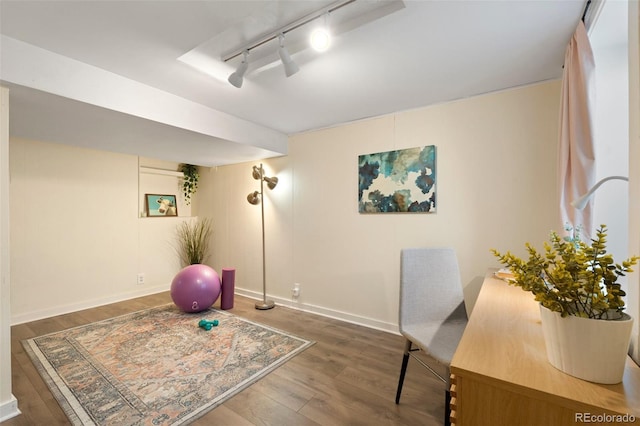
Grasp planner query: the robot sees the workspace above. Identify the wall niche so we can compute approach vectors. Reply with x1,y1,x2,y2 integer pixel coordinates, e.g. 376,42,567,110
138,158,192,218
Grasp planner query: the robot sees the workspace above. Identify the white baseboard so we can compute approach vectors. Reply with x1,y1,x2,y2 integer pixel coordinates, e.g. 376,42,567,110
10,284,169,325
10,284,400,336
234,287,400,335
0,395,21,422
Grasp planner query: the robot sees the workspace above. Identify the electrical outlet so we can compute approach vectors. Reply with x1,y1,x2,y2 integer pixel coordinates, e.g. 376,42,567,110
137,273,145,285
292,283,301,298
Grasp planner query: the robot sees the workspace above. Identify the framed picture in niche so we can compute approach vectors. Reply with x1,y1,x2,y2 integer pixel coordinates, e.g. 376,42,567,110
145,194,178,217
358,145,436,213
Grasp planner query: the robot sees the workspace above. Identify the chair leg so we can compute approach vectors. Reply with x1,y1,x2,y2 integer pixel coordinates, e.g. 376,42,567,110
444,389,451,426
395,339,412,404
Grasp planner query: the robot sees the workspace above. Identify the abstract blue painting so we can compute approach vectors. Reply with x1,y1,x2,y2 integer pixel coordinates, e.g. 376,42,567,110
358,145,436,213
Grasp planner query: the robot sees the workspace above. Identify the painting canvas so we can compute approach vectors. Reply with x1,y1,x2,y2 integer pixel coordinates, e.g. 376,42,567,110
358,145,436,213
145,194,178,217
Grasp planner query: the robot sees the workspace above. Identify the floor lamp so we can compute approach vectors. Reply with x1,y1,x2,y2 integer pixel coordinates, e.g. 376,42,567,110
247,164,278,310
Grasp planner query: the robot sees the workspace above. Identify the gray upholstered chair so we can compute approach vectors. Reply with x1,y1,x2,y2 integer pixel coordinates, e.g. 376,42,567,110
395,247,468,425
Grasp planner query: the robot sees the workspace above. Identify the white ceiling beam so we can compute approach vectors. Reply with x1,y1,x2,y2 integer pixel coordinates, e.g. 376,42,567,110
0,35,288,155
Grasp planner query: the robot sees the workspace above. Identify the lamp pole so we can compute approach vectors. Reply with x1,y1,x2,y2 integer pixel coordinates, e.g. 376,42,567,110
255,164,275,310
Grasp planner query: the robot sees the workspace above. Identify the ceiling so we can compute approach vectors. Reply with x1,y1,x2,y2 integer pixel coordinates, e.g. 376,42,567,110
0,0,589,167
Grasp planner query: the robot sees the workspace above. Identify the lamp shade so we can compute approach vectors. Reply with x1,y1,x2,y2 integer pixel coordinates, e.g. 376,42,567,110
247,191,260,205
252,165,261,180
264,176,278,190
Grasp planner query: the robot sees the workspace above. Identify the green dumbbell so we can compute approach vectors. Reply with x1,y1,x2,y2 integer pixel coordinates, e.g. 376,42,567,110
198,319,219,330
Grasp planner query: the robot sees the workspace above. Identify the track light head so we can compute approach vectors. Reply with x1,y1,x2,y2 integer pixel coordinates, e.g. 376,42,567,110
311,13,331,52
310,27,331,52
228,51,249,88
278,34,299,77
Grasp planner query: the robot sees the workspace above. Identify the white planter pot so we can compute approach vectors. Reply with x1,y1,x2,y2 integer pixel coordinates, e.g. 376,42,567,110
539,305,633,384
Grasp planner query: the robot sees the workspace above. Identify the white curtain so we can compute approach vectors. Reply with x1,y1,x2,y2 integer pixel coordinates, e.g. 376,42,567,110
558,20,596,241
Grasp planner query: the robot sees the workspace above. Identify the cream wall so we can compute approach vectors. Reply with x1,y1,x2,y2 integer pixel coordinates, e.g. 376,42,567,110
199,81,562,331
1,88,20,421
8,80,562,331
9,139,193,323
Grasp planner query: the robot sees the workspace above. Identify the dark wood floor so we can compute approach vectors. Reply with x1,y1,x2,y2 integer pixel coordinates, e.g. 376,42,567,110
7,292,447,425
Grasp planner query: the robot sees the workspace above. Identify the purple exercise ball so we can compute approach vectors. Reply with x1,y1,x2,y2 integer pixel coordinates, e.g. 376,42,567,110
171,264,221,313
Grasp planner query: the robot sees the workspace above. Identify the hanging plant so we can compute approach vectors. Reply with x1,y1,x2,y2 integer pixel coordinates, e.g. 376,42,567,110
180,164,199,205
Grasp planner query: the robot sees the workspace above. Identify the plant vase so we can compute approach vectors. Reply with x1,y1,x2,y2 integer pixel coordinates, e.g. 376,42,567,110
539,305,633,384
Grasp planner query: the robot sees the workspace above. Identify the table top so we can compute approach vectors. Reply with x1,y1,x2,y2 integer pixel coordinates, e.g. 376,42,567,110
450,270,640,416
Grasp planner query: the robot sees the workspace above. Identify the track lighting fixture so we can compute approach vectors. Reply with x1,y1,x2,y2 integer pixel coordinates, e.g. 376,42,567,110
278,34,300,77
223,0,357,87
228,50,249,88
311,13,331,52
311,28,331,52
310,27,331,52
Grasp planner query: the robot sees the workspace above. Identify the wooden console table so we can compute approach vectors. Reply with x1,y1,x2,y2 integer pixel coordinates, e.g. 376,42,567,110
450,270,640,425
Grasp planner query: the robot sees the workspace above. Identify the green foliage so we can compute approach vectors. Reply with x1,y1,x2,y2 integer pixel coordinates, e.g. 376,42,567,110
492,225,639,320
180,164,199,205
175,217,213,267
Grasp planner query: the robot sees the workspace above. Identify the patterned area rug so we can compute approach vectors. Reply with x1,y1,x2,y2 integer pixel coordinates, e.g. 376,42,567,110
23,304,313,425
